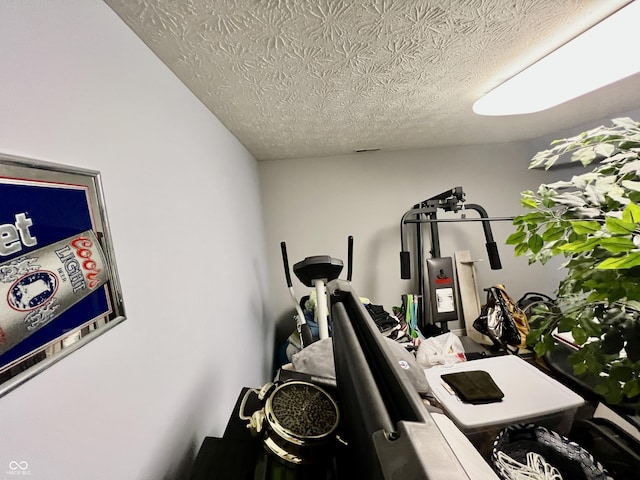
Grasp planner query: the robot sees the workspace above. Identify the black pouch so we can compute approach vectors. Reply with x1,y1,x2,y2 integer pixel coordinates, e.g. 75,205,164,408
441,370,504,404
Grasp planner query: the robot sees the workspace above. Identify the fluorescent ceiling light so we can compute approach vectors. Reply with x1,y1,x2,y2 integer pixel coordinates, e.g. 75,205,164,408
473,2,640,116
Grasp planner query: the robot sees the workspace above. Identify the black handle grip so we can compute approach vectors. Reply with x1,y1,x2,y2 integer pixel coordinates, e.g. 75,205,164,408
347,235,354,281
300,324,314,348
486,242,502,270
400,251,411,279
280,242,293,287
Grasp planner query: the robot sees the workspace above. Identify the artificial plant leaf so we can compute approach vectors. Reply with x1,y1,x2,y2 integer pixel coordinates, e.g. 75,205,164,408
542,195,556,208
619,159,640,176
595,378,624,404
622,202,640,223
608,287,627,303
630,192,640,206
544,155,560,170
520,190,538,208
533,334,554,357
519,212,547,224
579,315,601,338
528,234,544,254
558,237,601,253
571,146,597,166
622,282,640,301
533,341,546,357
571,172,599,188
571,221,601,235
530,151,553,169
514,243,529,257
572,326,588,346
554,193,587,207
599,236,636,253
610,364,633,382
572,361,588,376
622,180,640,192
611,117,639,130
536,249,554,265
582,278,600,290
585,351,606,376
574,207,602,218
550,137,575,147
526,329,542,346
623,378,640,398
551,240,568,255
587,290,609,302
542,225,566,242
597,252,640,270
605,184,629,205
545,180,574,189
558,316,577,332
594,143,616,158
585,184,607,205
606,216,636,234
567,349,583,365
505,231,527,245
608,151,640,165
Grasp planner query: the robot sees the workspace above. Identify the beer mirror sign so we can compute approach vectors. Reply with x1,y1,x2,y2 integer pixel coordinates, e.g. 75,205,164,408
0,153,125,397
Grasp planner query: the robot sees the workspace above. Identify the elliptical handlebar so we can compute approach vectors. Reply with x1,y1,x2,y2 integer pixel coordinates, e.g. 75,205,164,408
280,241,314,347
280,242,294,288
347,235,354,282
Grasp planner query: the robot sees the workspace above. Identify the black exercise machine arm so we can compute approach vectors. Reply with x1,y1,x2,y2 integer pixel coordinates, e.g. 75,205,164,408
399,187,507,279
463,204,501,270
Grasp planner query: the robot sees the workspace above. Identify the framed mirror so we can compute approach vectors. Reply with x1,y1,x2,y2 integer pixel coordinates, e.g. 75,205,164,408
0,153,125,397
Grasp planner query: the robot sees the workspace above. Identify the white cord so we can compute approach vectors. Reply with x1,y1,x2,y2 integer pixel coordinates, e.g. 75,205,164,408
496,451,563,480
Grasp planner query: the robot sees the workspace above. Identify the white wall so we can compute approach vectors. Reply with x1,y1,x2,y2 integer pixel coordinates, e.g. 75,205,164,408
0,2,271,480
259,142,569,346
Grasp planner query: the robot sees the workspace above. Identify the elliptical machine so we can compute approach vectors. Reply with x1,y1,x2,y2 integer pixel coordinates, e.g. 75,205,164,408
280,236,353,347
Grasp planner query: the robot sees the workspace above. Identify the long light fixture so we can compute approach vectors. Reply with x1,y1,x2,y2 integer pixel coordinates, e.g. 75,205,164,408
473,1,640,116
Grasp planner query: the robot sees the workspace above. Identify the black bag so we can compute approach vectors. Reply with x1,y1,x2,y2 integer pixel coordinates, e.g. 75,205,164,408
516,291,556,329
473,285,529,350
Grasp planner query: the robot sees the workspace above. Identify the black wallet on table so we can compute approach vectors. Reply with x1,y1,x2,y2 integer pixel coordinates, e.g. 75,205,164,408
441,370,504,404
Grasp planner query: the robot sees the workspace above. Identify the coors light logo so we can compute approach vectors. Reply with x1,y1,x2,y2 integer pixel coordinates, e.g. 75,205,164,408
0,227,108,355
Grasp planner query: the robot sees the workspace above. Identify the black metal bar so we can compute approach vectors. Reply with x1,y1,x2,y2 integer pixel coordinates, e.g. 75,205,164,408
403,216,515,223
347,235,354,281
413,186,464,209
416,213,425,326
280,242,293,288
464,204,502,270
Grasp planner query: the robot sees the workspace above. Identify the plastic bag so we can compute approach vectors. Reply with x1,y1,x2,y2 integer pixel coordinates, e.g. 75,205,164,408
416,332,466,368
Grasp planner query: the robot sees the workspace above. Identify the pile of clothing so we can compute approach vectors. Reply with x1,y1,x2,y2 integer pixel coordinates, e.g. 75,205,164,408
277,292,466,371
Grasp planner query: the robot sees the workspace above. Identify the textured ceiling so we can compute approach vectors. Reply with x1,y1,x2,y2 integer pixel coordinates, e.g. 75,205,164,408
104,0,639,161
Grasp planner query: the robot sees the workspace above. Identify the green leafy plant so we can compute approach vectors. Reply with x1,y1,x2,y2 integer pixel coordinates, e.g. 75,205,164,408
507,117,640,407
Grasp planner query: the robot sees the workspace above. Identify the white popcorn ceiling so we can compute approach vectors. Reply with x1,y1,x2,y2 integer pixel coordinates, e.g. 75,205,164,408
104,0,639,161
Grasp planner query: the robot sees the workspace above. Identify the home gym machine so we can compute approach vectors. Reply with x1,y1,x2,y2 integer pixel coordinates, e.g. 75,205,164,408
399,187,513,332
